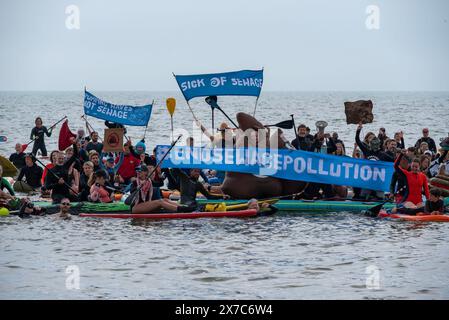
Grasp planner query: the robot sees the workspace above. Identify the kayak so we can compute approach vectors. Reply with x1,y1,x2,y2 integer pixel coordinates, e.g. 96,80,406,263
31,197,449,214
79,209,257,219
378,211,449,222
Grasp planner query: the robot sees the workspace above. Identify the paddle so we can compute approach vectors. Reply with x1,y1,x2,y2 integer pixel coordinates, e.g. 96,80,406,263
0,136,7,142
364,187,405,217
205,96,238,128
124,134,183,206
265,119,294,130
22,116,67,152
166,98,176,142
32,155,80,197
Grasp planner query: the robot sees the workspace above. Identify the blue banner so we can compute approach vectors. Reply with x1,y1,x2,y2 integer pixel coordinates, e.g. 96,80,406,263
155,146,394,191
83,90,152,126
174,69,263,101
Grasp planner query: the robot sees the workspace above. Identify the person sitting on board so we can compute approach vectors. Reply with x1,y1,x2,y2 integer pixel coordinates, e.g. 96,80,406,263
9,143,26,169
85,131,104,154
30,117,52,157
391,150,430,215
16,154,44,190
170,168,229,208
247,199,278,216
53,198,72,220
291,124,317,151
78,161,94,201
43,140,79,204
329,132,346,155
415,128,437,154
88,170,113,203
117,141,141,185
129,164,194,214
421,188,445,216
0,165,16,202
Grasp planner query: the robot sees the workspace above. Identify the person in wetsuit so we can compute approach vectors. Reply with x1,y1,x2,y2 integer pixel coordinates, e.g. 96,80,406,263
170,168,229,208
392,150,430,215
43,140,79,204
415,128,437,154
16,154,44,190
30,117,52,157
9,143,26,169
424,188,445,215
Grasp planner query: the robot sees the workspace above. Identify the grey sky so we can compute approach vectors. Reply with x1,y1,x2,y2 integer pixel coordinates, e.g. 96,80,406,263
1,0,448,91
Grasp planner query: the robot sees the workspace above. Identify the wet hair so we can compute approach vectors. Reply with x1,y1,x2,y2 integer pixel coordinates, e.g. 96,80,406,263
35,117,43,125
298,124,307,129
430,188,441,198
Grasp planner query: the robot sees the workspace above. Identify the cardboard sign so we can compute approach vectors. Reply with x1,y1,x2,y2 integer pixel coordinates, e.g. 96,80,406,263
344,100,374,124
103,128,124,152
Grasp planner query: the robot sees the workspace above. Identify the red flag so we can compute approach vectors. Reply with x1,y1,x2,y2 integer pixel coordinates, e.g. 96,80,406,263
58,119,76,151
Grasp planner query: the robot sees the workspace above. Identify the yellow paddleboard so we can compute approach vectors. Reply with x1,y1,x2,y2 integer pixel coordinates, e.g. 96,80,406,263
0,155,18,177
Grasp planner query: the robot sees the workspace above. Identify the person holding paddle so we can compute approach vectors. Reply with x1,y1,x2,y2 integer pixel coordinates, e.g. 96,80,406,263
30,117,52,157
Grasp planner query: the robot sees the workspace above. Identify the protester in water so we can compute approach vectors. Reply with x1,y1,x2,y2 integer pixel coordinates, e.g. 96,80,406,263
30,117,52,157
43,140,79,204
78,161,94,201
18,198,46,218
0,165,15,200
88,170,112,203
9,143,26,169
16,154,44,190
423,188,445,215
170,168,229,208
391,150,430,215
129,164,193,214
415,128,437,153
247,199,278,216
85,131,104,154
53,198,72,220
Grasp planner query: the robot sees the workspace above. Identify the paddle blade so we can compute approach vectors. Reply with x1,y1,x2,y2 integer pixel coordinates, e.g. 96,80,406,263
366,201,388,217
21,144,28,152
0,136,7,142
166,98,176,116
270,120,294,129
205,96,219,108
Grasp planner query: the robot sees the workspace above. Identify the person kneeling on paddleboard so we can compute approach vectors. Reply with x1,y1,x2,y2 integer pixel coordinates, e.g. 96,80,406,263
392,150,430,215
129,165,194,214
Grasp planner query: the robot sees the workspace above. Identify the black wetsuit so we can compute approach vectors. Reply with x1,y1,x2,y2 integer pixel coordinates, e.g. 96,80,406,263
9,152,26,169
415,137,437,153
86,141,104,154
78,173,90,201
30,126,52,156
389,171,408,203
170,168,223,207
355,128,391,162
44,143,78,204
425,199,444,213
16,164,43,189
